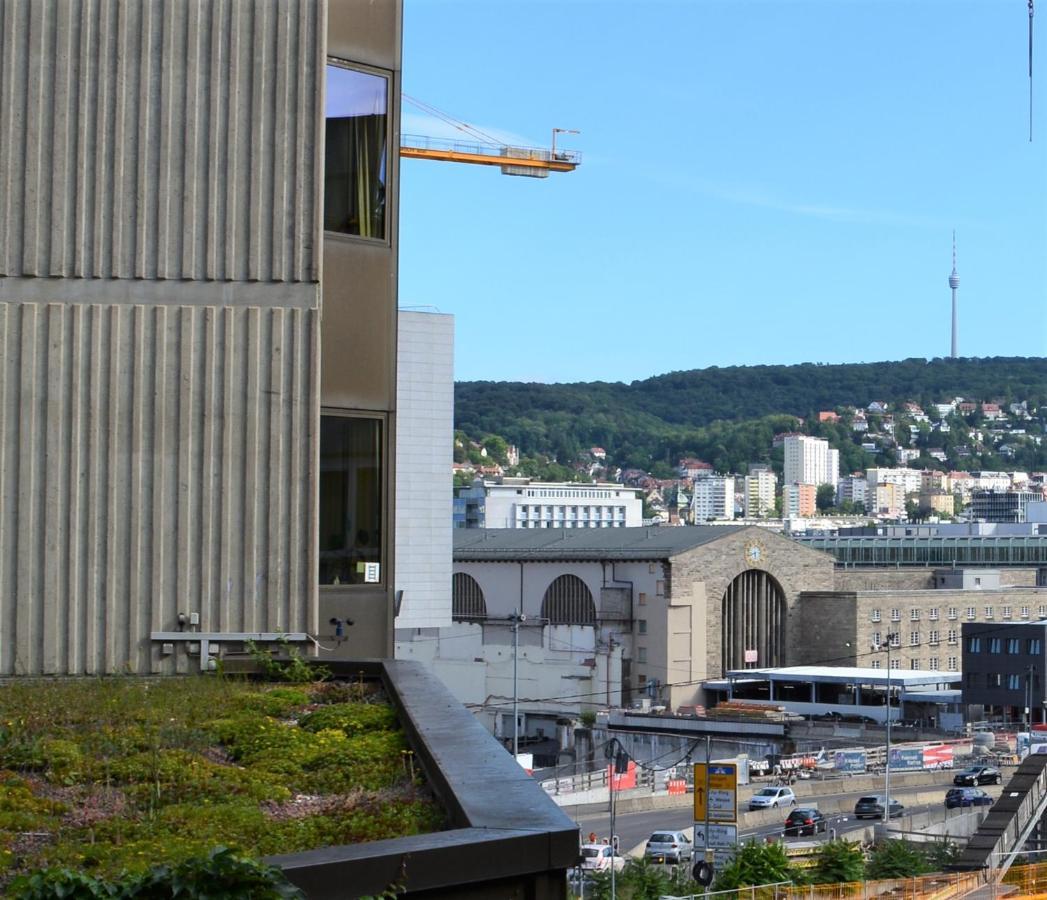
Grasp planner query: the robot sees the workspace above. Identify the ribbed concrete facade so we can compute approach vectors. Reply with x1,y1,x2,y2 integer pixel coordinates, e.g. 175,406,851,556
0,0,322,282
0,0,324,674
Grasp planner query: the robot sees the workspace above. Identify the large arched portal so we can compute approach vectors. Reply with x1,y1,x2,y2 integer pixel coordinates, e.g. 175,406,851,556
720,570,787,672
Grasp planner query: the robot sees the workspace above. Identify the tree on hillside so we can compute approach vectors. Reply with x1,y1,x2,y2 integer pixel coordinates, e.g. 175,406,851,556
816,484,836,512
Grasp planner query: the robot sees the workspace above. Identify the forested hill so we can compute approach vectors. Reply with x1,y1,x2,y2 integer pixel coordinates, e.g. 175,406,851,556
453,357,1047,474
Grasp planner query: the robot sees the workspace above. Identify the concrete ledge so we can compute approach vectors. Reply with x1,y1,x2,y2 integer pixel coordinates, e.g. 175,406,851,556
267,660,578,899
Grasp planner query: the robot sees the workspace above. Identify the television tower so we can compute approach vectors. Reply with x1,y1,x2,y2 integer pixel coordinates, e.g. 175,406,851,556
948,232,960,358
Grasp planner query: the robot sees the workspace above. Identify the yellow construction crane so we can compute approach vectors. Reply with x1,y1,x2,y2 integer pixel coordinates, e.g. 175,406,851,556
400,95,580,178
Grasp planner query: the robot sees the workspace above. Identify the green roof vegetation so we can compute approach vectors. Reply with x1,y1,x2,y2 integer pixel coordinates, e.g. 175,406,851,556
0,675,444,892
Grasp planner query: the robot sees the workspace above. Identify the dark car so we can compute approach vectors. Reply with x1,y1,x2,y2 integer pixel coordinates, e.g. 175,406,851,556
784,807,827,836
854,795,904,819
945,787,993,808
953,766,1003,786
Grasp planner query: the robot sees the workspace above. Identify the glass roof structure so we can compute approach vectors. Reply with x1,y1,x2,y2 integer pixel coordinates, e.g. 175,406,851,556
794,534,1047,567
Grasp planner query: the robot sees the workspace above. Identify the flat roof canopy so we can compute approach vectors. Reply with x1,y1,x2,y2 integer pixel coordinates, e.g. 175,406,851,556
722,665,961,690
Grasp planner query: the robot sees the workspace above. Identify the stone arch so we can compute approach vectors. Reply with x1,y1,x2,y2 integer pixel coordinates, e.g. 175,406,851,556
541,574,596,625
452,572,487,621
720,569,787,671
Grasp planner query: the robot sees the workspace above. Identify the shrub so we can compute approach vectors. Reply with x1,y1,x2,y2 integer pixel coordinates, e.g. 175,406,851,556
8,847,303,899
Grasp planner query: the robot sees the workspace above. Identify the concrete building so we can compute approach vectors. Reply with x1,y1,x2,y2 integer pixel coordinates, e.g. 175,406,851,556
408,526,836,731
798,580,1047,675
783,482,817,518
837,475,868,510
962,621,1047,725
454,478,642,529
783,435,839,488
743,466,777,518
395,311,454,630
971,490,1043,524
0,0,403,673
692,474,735,522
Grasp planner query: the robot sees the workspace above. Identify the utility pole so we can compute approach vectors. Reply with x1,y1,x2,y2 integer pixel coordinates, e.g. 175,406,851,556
510,610,525,759
1027,664,1036,733
876,633,899,824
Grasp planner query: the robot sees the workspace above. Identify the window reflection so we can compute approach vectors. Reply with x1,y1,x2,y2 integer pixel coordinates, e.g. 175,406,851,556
319,416,383,585
325,64,387,239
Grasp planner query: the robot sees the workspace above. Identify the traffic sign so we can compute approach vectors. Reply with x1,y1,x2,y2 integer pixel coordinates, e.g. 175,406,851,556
693,763,738,822
692,822,737,850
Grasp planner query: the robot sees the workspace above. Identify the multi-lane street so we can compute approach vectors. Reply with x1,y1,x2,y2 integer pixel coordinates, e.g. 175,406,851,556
568,778,997,856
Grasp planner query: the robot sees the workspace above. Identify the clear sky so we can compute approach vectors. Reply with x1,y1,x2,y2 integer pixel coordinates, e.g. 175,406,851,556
399,0,1047,384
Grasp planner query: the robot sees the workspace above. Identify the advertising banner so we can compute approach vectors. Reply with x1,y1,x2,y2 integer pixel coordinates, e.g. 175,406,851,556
922,745,953,769
832,750,866,774
888,748,924,771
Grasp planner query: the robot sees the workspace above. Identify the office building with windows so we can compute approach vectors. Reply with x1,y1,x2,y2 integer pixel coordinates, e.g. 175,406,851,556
961,621,1047,724
455,478,642,529
0,0,402,673
971,490,1043,524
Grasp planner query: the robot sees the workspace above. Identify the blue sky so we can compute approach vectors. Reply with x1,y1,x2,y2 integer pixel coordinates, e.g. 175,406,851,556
399,0,1047,383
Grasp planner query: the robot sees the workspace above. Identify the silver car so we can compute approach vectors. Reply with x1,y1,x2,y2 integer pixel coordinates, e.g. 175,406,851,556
748,786,797,810
644,830,693,864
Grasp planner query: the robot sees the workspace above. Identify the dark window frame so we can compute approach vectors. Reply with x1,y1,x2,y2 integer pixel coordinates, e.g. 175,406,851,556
318,412,387,587
324,59,392,243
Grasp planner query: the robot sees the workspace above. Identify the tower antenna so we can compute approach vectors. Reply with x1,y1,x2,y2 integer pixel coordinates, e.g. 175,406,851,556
1031,0,1036,141
949,232,960,358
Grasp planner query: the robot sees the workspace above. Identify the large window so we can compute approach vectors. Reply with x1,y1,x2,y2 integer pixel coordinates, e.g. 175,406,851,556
319,416,383,585
325,64,388,239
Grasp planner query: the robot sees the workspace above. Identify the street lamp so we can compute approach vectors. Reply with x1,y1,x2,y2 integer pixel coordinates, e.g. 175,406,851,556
873,633,899,824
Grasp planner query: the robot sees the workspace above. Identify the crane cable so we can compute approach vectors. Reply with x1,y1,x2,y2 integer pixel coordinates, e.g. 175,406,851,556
402,93,505,147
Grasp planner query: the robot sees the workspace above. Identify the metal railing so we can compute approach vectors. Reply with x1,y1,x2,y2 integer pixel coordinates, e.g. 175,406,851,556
401,133,582,164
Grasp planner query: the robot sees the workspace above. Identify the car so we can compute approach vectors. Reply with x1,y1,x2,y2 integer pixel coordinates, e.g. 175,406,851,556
644,830,693,864
945,787,993,808
579,843,625,873
749,786,797,810
784,807,827,836
953,766,1003,786
854,795,905,819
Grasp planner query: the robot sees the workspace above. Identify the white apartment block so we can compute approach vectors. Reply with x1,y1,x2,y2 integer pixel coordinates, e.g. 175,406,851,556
457,478,643,529
743,467,777,518
783,435,839,488
692,474,735,522
867,467,923,503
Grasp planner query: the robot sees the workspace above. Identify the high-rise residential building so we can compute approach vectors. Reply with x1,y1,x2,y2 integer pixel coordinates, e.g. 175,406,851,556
743,466,777,518
782,435,839,488
782,483,817,518
693,475,736,522
456,478,642,529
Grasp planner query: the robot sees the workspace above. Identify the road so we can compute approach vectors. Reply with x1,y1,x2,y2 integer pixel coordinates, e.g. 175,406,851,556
568,781,993,857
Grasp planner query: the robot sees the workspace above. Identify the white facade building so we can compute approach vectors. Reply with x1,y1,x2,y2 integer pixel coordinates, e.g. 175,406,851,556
866,467,924,503
692,475,736,522
394,311,455,629
743,466,777,518
837,475,868,508
783,435,839,488
457,478,643,529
